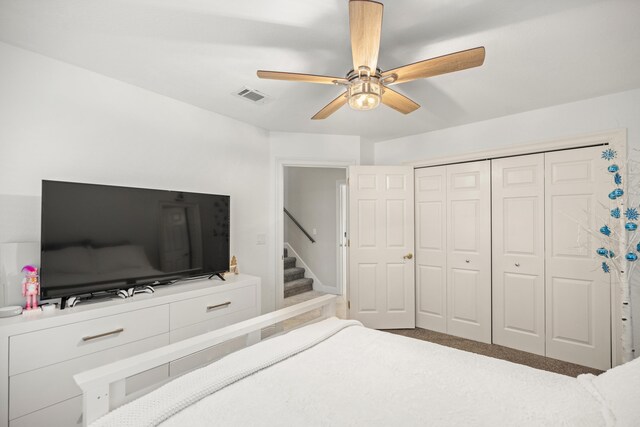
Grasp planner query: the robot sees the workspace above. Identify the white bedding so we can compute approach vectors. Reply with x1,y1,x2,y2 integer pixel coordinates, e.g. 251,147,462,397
94,318,638,427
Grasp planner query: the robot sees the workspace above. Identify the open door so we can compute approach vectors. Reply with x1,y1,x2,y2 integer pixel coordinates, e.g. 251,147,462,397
348,166,415,329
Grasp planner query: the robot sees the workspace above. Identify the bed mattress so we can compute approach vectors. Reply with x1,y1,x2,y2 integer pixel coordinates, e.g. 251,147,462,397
93,318,633,427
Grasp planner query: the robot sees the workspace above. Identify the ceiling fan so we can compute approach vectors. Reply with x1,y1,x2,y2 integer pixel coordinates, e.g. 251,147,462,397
257,0,485,120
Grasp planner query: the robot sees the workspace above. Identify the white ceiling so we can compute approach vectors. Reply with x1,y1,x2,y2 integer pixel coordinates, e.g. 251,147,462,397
1,0,640,142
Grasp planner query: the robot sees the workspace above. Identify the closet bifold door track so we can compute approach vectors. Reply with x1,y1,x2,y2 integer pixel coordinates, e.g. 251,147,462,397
491,154,545,355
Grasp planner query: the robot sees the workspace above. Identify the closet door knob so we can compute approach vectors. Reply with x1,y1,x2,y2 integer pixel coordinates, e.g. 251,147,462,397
403,253,413,260
465,259,470,263
515,263,520,267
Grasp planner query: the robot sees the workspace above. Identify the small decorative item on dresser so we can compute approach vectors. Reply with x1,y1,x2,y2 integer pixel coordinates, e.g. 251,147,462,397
21,265,40,310
0,306,23,318
229,255,239,275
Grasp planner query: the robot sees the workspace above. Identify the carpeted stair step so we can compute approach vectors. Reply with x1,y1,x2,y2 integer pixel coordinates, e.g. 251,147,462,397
284,278,314,298
284,267,305,283
283,256,297,269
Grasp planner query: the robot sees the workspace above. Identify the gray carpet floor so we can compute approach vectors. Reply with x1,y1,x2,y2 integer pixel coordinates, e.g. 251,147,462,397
385,327,603,377
283,291,602,378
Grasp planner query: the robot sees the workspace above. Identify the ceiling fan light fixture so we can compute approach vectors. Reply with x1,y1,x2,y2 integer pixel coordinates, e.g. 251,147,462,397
348,79,382,111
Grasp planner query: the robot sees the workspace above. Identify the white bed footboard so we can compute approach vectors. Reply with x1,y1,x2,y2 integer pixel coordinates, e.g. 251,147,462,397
74,295,337,426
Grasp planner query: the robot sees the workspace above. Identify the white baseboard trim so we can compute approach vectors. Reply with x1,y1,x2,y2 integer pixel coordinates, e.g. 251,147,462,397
284,243,338,295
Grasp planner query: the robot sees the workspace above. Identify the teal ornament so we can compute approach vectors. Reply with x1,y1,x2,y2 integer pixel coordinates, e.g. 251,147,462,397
637,242,640,252
611,208,621,218
608,164,619,173
614,188,624,197
596,248,615,258
625,253,638,262
625,222,637,231
614,173,622,185
600,225,611,236
601,149,617,161
608,191,618,200
602,262,610,273
624,208,639,221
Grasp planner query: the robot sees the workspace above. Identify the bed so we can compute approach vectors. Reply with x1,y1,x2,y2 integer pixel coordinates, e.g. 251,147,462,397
75,296,640,427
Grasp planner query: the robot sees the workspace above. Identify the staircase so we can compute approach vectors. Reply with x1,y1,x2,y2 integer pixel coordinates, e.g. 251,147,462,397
283,248,313,298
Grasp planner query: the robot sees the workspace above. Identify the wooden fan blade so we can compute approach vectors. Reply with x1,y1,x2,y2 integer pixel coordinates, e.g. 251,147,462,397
311,92,349,120
257,70,345,85
382,47,485,85
349,0,383,72
381,87,420,114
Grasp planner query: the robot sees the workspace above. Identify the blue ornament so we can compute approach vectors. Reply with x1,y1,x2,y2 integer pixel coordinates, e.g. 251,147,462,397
609,191,618,200
625,222,637,231
600,225,611,236
602,262,610,273
614,188,624,197
614,173,622,185
626,253,638,262
608,164,619,173
596,248,615,258
601,148,617,161
624,208,639,221
637,242,640,252
611,208,621,218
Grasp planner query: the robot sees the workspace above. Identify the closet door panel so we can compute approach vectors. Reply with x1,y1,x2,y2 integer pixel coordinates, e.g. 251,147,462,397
415,167,447,332
446,161,491,343
492,154,545,355
545,147,611,370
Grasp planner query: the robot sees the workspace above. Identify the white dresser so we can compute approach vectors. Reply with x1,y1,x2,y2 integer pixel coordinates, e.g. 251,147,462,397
0,274,261,427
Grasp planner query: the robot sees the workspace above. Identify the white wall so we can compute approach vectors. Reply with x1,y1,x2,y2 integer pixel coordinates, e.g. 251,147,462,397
0,42,275,312
375,88,640,164
374,89,640,359
359,140,375,165
284,167,346,291
269,131,361,162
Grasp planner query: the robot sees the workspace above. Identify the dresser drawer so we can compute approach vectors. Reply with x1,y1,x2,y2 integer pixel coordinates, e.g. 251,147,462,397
9,333,169,420
170,304,259,343
11,363,169,427
170,335,246,377
170,285,257,330
10,396,83,427
10,305,169,375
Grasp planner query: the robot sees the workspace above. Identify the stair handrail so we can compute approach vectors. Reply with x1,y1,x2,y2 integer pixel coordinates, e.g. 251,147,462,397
283,207,316,243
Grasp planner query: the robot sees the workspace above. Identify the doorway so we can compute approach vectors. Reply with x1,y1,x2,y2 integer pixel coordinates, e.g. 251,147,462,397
275,160,353,313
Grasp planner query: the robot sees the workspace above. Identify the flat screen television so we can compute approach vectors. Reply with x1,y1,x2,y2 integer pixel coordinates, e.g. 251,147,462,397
41,180,230,302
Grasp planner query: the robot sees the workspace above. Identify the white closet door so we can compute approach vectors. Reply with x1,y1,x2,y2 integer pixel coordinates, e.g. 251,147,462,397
415,166,447,332
348,166,415,329
446,161,492,343
492,154,545,355
545,147,611,370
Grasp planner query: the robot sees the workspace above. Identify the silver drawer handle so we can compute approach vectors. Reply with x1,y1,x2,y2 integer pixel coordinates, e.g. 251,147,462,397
207,301,231,311
82,328,124,342
515,262,520,267
465,259,470,263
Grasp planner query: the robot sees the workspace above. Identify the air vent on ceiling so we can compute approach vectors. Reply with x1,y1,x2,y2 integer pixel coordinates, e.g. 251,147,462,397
233,87,270,104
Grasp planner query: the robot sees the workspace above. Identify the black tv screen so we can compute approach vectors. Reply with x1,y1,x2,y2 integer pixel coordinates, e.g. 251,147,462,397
41,180,230,299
